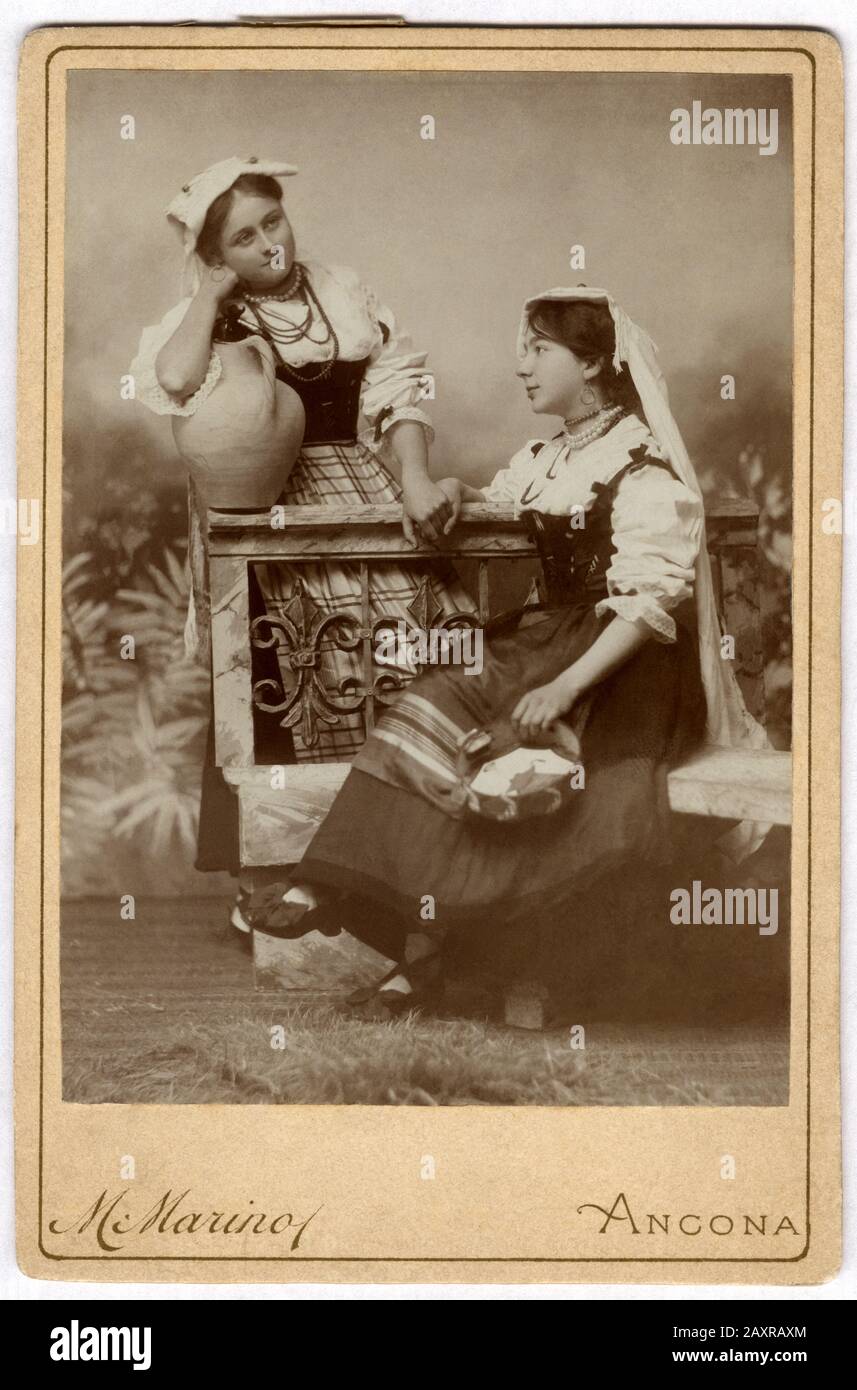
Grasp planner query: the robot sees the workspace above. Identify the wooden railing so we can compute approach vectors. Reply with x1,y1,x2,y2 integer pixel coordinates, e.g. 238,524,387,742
207,498,791,868
209,502,534,767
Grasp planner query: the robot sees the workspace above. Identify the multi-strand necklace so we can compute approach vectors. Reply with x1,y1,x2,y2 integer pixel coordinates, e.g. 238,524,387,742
517,405,627,507
513,403,627,505
562,404,625,450
241,263,340,382
242,261,306,305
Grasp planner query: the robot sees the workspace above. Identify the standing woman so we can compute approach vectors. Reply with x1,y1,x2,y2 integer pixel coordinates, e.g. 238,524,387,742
130,156,474,929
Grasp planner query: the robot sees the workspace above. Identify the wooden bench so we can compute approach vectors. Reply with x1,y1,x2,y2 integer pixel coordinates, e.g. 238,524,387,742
207,498,791,1006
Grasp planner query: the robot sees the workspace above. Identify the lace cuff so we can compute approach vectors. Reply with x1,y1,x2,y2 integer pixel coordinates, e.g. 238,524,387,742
595,593,677,643
131,347,223,418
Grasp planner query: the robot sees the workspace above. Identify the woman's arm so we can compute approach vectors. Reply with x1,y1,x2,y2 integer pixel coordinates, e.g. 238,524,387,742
559,613,652,695
511,462,704,741
387,420,462,547
355,278,459,547
154,269,239,398
511,615,652,741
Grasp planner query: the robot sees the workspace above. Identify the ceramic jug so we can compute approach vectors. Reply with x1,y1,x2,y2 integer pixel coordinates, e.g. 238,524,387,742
172,333,305,509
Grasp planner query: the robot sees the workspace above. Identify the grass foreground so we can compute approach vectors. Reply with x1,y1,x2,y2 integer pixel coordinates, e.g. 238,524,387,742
61,897,789,1106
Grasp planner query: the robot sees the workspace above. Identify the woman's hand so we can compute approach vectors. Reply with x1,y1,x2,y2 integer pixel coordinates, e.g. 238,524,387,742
436,477,464,531
401,474,457,546
511,673,581,743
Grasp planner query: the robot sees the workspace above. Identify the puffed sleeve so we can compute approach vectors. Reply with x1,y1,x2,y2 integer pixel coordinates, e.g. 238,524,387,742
129,297,223,417
359,282,434,442
479,440,548,504
595,464,704,642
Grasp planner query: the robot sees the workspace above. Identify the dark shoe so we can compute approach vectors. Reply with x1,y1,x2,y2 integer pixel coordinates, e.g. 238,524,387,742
246,881,341,940
345,964,407,1007
346,954,443,1018
244,880,293,930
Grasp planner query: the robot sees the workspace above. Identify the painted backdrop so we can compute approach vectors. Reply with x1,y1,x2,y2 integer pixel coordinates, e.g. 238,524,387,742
61,69,793,896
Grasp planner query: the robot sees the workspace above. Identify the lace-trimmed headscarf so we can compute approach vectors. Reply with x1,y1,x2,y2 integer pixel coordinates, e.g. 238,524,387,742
166,155,299,297
519,286,771,860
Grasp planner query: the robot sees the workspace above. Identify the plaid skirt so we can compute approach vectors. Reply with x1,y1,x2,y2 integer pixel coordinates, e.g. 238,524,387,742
194,438,476,872
254,440,476,762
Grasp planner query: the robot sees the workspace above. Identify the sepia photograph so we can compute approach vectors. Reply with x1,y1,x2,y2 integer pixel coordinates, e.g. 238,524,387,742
57,65,795,1108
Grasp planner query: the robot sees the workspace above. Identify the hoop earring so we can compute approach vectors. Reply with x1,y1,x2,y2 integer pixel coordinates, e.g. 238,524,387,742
581,383,596,406
210,265,227,283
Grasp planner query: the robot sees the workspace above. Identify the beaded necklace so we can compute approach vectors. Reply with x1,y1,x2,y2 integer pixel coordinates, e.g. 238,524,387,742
241,263,340,383
562,405,601,429
518,407,628,508
562,404,625,450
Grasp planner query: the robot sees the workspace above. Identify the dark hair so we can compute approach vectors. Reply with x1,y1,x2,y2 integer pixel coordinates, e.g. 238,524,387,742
525,298,642,412
196,173,285,265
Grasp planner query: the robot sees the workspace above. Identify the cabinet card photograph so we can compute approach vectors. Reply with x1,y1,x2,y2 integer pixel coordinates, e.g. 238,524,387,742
14,24,842,1284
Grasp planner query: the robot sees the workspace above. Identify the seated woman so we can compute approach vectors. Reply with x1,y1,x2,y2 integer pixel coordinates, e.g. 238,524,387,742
248,287,767,1018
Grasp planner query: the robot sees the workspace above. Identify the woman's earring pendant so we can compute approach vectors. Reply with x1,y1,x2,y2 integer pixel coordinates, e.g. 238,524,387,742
210,265,227,283
581,383,596,406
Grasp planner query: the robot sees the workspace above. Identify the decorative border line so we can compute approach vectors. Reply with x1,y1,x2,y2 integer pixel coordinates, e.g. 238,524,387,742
38,37,813,1265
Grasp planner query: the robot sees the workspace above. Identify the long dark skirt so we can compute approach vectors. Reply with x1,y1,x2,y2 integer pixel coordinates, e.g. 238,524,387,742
296,599,707,974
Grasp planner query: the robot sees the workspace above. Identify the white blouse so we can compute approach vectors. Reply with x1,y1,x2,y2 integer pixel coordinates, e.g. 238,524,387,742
129,259,433,443
481,413,704,643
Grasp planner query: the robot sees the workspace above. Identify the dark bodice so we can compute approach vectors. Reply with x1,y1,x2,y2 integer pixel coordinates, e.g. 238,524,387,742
521,442,683,610
275,358,369,445
214,301,368,446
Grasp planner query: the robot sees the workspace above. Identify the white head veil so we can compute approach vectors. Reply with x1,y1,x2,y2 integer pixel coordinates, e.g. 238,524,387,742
519,287,771,860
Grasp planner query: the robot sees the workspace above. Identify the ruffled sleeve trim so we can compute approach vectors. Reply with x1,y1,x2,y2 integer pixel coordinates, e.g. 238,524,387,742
359,279,434,440
594,593,678,643
130,297,223,418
